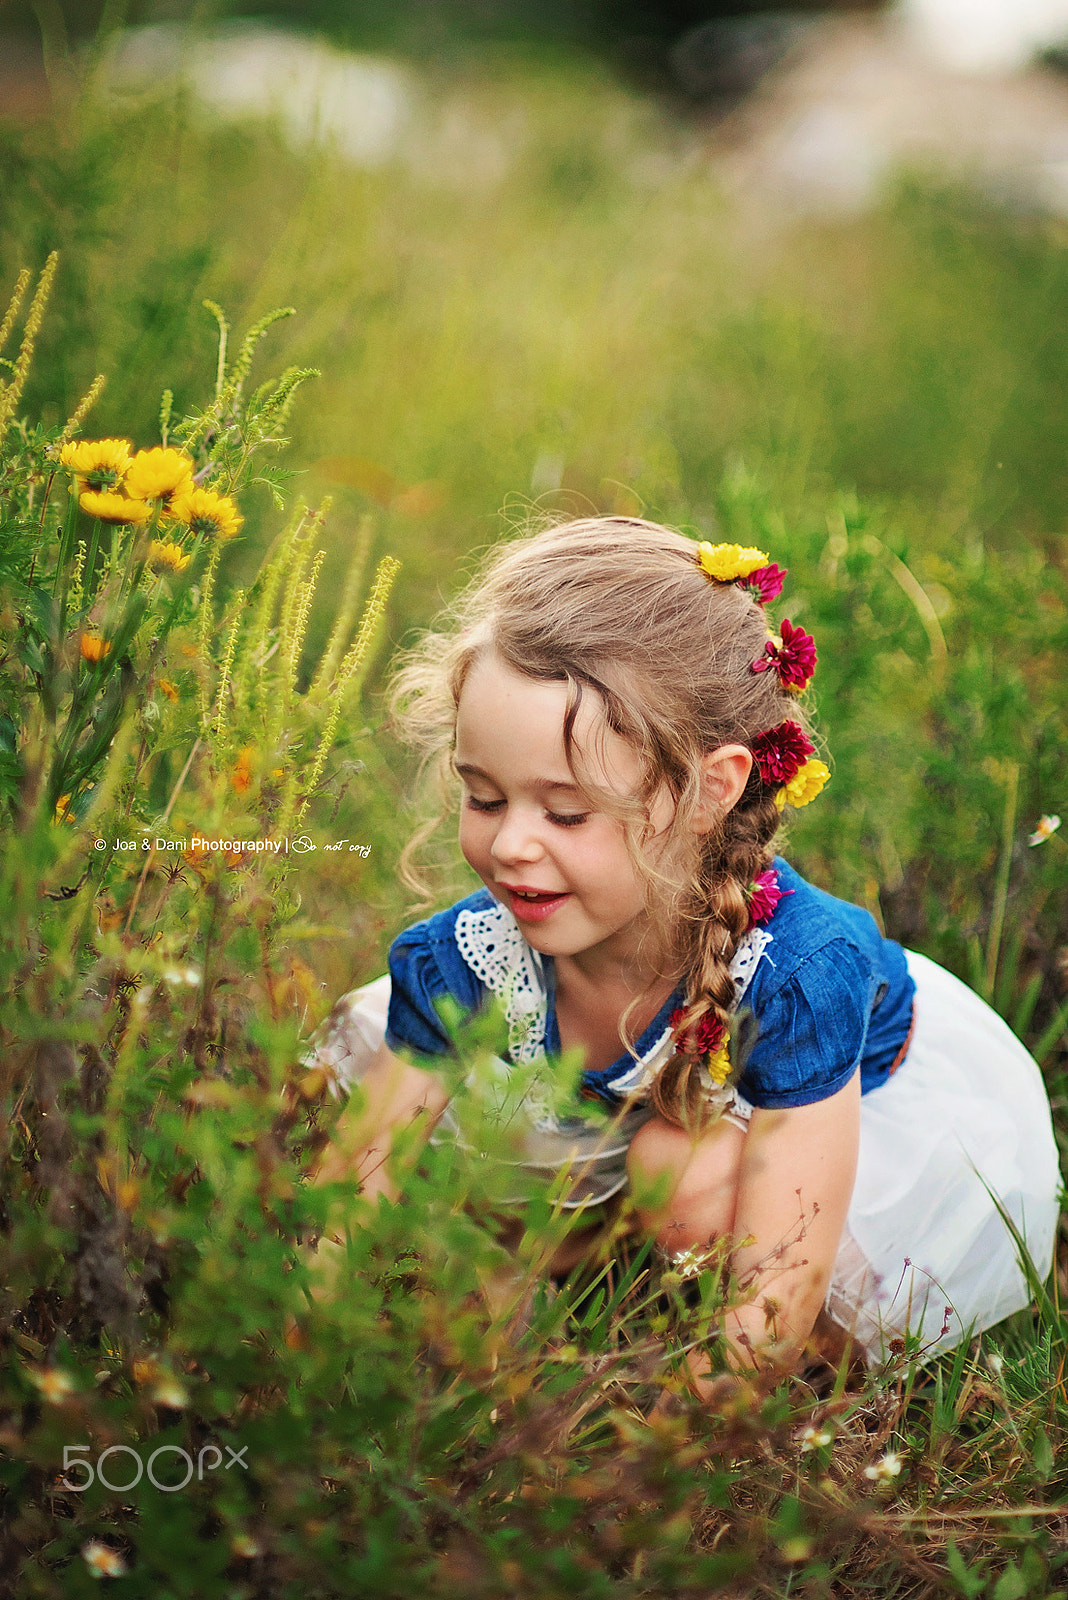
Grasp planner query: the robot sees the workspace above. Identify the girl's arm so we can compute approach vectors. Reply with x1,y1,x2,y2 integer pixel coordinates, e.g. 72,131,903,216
725,1070,860,1368
313,1042,449,1209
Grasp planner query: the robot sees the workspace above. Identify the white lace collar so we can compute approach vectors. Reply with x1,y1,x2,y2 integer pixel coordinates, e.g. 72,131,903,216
454,897,771,1099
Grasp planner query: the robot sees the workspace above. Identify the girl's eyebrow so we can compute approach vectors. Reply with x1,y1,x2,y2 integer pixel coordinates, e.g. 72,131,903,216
454,761,583,795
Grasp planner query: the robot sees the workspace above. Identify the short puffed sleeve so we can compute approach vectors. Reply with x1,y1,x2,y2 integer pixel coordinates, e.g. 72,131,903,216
384,912,487,1058
738,938,879,1109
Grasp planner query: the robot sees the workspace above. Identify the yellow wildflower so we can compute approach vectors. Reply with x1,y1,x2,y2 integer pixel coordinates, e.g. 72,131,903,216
80,633,112,663
59,437,132,493
124,446,194,509
78,488,151,525
696,542,769,582
148,539,192,572
231,746,255,794
157,678,180,702
170,485,243,541
29,1366,76,1403
81,1540,128,1579
706,1043,732,1085
774,758,830,811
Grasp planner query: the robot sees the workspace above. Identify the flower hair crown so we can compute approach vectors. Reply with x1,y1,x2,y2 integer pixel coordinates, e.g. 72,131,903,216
695,541,829,810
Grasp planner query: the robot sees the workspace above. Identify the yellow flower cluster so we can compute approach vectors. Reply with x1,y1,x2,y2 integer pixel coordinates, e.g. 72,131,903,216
774,758,830,811
705,1043,733,1086
58,439,242,545
695,542,769,582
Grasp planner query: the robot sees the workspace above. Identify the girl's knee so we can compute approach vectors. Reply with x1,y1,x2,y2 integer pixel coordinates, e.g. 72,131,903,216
627,1112,746,1250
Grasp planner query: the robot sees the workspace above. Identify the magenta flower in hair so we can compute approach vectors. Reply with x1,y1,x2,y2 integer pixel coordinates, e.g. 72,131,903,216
751,617,817,691
751,720,815,786
738,563,787,604
669,1007,726,1058
748,868,792,928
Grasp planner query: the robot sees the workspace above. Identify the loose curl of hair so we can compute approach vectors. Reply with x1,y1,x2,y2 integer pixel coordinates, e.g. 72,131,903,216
390,516,817,1129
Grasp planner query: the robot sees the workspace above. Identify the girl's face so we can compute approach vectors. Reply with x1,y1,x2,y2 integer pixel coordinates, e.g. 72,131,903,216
454,650,670,972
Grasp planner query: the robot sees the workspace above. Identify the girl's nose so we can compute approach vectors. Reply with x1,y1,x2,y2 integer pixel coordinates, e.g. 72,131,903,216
489,806,543,866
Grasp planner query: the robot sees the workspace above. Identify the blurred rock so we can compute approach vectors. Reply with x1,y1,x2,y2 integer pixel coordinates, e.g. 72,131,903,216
669,13,817,103
900,0,1068,74
707,10,1068,216
107,22,415,168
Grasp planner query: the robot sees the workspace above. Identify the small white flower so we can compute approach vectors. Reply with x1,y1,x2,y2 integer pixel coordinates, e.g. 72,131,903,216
667,1244,715,1280
1028,814,1060,847
864,1449,904,1481
162,965,201,986
82,1541,127,1578
798,1423,834,1452
151,1375,189,1408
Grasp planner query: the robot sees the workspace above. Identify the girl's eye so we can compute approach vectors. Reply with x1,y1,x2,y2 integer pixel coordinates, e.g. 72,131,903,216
465,795,504,814
547,810,589,828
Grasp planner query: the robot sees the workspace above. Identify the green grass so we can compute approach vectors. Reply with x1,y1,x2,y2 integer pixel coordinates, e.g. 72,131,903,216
0,29,1067,1597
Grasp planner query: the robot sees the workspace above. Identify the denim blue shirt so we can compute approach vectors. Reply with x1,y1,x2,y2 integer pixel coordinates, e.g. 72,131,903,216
385,858,916,1111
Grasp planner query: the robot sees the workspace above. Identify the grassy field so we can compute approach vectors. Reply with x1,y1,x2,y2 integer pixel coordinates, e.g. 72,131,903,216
1,29,1067,1597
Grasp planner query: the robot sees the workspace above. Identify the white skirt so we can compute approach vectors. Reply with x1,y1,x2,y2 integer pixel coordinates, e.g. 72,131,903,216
311,951,1062,1365
826,950,1061,1363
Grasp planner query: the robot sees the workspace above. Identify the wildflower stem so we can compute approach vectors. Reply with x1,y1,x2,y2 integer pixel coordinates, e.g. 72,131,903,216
53,492,81,633
122,736,203,935
212,595,245,743
984,761,1019,1002
294,556,399,825
57,373,106,444
30,468,58,582
198,543,222,729
159,387,173,448
0,252,58,434
0,266,31,357
205,300,230,402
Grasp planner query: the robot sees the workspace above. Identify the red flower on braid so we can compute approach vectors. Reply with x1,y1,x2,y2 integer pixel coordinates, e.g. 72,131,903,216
669,1007,726,1058
738,563,787,604
751,617,817,691
751,720,814,785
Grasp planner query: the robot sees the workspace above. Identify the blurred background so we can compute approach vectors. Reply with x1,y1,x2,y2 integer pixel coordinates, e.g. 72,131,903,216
1,0,1067,1068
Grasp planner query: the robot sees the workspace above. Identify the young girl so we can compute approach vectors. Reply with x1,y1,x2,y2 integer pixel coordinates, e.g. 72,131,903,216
311,517,1060,1372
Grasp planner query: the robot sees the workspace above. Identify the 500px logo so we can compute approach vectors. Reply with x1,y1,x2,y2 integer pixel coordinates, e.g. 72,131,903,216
59,1442,248,1493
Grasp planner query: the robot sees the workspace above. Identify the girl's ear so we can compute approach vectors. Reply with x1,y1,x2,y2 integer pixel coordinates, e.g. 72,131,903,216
691,744,753,832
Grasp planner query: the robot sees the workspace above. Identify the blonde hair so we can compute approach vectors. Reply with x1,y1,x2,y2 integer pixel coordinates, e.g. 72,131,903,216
392,516,814,1126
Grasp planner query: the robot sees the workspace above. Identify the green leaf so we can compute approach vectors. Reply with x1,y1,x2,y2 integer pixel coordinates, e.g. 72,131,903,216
946,1539,988,1598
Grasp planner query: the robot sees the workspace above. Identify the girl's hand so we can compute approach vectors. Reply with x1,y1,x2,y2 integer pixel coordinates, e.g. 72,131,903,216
312,1041,449,1203
630,1070,861,1376
725,1071,860,1369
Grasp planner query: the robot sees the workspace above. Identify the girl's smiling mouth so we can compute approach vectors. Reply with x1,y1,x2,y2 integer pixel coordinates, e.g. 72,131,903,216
501,884,572,921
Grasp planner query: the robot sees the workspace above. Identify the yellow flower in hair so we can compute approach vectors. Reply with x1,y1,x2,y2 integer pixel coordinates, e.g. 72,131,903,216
706,1043,732,1086
59,437,132,493
696,542,769,582
149,539,192,572
125,446,194,510
775,758,830,810
170,485,243,542
78,488,152,524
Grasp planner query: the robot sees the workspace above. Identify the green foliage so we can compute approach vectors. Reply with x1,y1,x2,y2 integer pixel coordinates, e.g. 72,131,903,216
1,27,1068,1598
